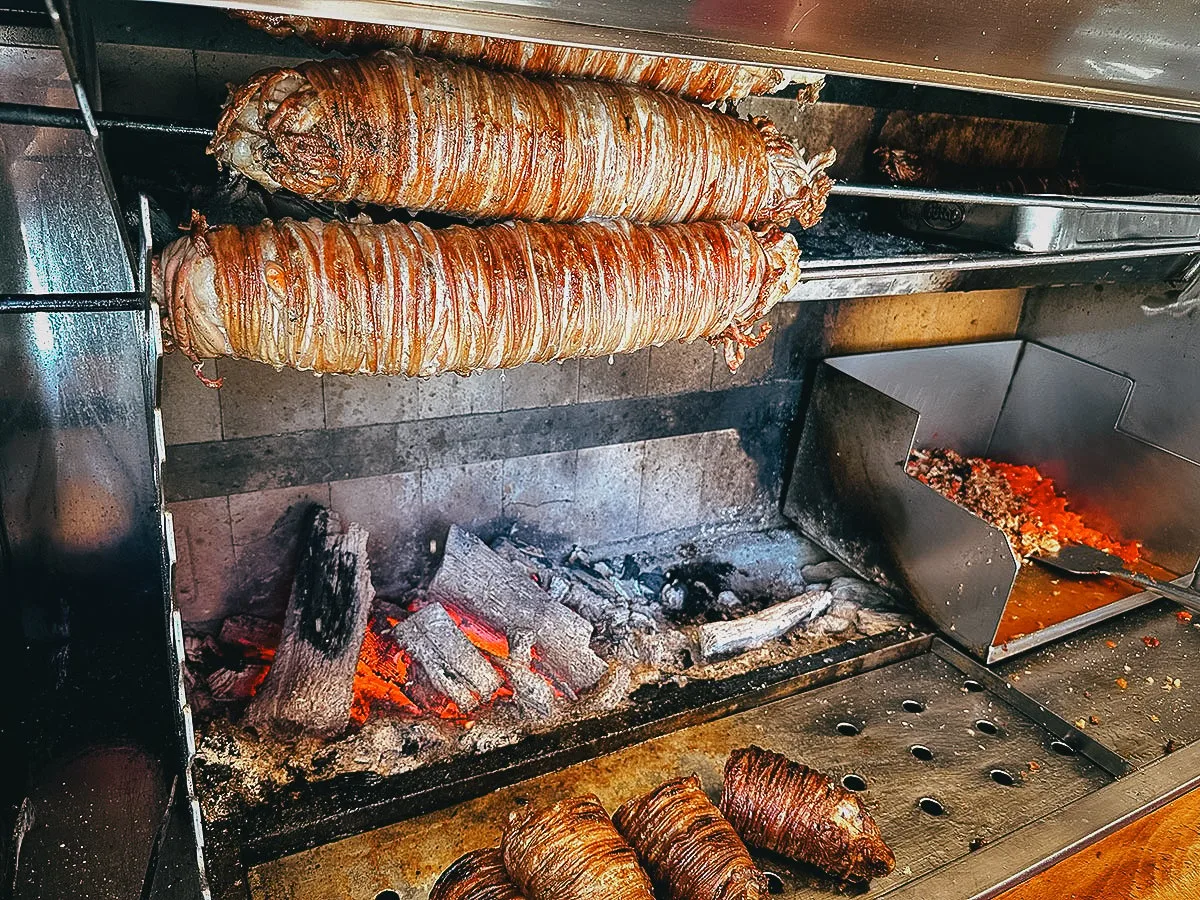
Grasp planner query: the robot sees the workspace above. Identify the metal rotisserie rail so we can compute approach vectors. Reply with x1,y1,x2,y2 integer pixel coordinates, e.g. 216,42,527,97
247,603,1200,899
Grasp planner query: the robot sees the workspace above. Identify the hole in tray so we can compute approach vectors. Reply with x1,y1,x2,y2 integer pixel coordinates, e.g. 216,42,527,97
975,719,999,735
990,769,1016,786
910,744,934,761
841,773,868,792
764,871,785,894
375,892,401,900
902,699,925,713
1050,740,1076,756
919,797,945,816
836,721,861,736
963,679,985,693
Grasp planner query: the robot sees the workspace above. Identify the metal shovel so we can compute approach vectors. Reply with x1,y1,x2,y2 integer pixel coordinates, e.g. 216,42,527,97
1031,543,1200,615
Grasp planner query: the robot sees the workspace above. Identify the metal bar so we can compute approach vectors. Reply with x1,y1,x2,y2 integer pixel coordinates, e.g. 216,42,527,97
796,242,1200,282
930,638,1135,778
0,100,215,138
0,293,146,313
832,182,1200,216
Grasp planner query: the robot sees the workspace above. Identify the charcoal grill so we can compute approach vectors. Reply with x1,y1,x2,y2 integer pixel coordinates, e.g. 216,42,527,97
3,2,1200,899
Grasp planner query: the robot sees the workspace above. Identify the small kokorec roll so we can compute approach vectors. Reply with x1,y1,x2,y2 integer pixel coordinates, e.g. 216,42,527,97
155,215,800,378
429,848,526,900
720,746,895,881
501,795,655,900
229,11,823,106
613,775,767,900
210,50,834,227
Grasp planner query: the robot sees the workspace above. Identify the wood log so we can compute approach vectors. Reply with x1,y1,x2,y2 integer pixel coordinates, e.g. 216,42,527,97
218,614,282,658
207,665,270,701
391,602,504,713
493,633,559,719
428,526,607,695
697,590,832,662
245,508,374,736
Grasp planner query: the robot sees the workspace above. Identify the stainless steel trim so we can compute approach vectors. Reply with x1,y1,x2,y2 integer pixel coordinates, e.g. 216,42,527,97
833,183,1200,216
931,639,1134,778
131,0,1200,119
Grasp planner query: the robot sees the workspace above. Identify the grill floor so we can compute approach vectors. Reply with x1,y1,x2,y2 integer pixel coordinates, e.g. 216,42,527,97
248,654,1112,898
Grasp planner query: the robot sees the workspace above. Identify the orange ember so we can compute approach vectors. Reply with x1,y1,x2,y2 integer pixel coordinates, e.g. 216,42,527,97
351,625,419,724
441,603,510,659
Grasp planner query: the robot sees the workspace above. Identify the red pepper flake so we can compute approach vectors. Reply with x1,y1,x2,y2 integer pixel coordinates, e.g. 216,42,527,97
1104,640,1118,649
1115,677,1128,690
1178,610,1194,623
1142,636,1161,648
1028,760,1041,771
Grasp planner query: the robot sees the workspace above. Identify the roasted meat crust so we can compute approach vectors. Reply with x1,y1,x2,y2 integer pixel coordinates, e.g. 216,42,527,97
613,775,767,900
155,215,800,376
430,848,527,900
230,11,822,105
720,746,895,881
209,50,834,227
501,795,655,900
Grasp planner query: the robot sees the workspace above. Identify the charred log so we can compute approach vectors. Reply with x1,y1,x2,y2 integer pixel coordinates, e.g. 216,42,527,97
428,526,607,696
245,508,374,737
697,590,832,661
391,603,504,713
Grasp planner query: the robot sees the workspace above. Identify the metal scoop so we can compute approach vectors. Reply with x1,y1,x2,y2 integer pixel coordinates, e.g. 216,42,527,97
1031,543,1200,615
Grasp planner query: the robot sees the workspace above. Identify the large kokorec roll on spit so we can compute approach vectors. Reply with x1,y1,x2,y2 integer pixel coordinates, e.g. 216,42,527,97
613,775,768,900
210,50,834,227
429,848,527,900
502,795,655,900
155,215,800,377
720,746,895,881
229,11,822,106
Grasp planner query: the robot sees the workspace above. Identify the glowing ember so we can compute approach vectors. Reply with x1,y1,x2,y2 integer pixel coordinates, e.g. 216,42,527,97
351,626,420,724
440,602,510,658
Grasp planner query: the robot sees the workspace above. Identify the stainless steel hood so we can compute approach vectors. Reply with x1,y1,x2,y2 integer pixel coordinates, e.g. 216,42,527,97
131,0,1200,120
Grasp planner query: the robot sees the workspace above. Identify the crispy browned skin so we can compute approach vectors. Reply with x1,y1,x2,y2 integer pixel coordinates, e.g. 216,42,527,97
210,50,834,227
230,11,818,105
430,848,526,900
502,795,655,900
155,215,800,377
720,746,895,881
614,775,767,900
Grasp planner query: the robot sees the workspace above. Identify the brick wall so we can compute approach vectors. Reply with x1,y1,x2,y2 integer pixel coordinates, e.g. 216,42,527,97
164,305,812,628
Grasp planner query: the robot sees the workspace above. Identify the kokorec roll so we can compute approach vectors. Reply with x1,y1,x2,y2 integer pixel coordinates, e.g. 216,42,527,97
720,746,895,881
614,775,768,900
155,215,800,378
501,795,655,900
429,848,527,900
210,50,834,227
229,11,822,105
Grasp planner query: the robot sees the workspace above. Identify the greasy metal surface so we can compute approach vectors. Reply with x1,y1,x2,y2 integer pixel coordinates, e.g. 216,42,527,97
0,30,132,293
887,740,1200,899
134,0,1200,118
785,341,1200,662
931,639,1132,778
995,602,1200,769
247,652,1111,900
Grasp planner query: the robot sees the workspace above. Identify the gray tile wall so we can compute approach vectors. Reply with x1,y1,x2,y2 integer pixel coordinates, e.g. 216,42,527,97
164,306,803,626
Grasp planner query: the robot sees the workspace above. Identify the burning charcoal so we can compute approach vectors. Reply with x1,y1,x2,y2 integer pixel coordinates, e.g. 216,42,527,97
392,602,504,713
218,615,283,658
184,631,222,665
698,590,832,662
429,526,607,695
638,571,667,597
800,560,854,584
495,633,560,718
208,665,271,701
245,508,375,737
